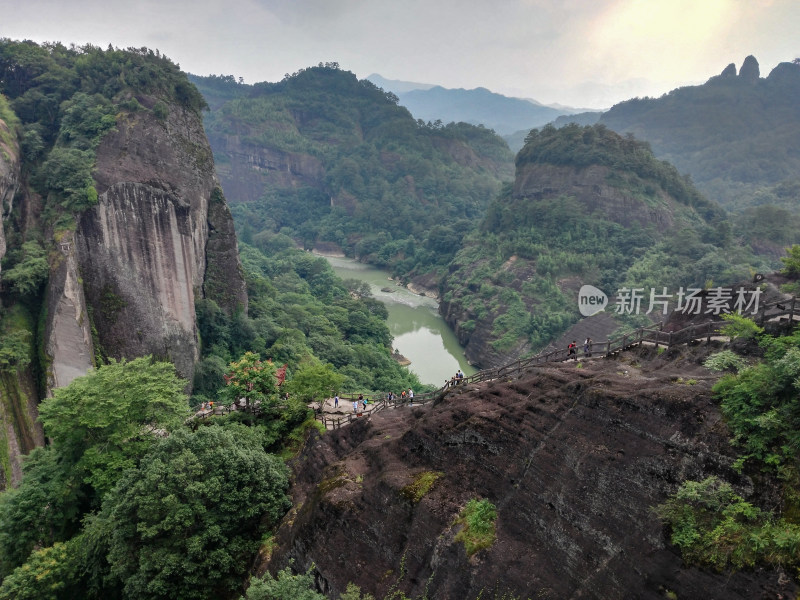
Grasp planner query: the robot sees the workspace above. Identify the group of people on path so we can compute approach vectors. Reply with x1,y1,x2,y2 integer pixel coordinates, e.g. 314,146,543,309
331,389,415,414
447,369,465,387
567,338,593,360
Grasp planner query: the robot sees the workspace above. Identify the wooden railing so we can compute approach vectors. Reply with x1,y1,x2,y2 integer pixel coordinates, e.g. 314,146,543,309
314,295,798,429
192,296,798,428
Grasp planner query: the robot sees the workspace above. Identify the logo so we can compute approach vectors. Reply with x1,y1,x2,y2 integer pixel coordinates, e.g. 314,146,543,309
578,285,608,317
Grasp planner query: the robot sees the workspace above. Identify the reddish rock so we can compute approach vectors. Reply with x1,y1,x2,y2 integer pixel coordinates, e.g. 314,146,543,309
266,348,795,599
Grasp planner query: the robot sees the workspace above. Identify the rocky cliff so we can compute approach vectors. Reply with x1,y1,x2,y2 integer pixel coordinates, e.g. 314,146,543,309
4,84,246,395
0,112,18,272
0,114,45,489
53,98,247,388
438,124,742,370
265,346,795,599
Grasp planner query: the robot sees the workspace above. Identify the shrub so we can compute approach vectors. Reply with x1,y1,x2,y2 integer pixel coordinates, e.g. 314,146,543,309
656,476,800,571
454,498,497,556
720,313,763,341
704,350,748,373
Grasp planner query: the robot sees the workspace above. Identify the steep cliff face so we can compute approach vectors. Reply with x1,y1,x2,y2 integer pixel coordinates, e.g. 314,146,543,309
0,114,19,271
267,348,795,599
0,122,44,489
512,163,688,230
209,133,326,205
59,99,246,386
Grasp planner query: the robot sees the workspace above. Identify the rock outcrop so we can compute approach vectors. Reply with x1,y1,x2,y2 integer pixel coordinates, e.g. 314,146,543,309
267,348,795,599
0,115,44,490
58,99,246,387
0,113,19,272
208,134,325,205
739,55,760,82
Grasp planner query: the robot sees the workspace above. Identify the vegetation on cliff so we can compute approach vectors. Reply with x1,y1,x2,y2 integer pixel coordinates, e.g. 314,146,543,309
660,322,800,574
0,359,294,599
441,124,763,362
194,233,427,404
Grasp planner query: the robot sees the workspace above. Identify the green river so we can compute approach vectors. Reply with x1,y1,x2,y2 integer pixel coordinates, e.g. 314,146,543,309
323,256,476,387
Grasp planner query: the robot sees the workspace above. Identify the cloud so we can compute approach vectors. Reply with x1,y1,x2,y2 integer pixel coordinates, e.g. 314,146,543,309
2,0,798,107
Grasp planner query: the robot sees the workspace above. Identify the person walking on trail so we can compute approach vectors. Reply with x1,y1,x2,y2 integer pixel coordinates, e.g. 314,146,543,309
408,388,414,405
353,400,358,413
568,341,577,360
584,338,592,358
360,394,367,411
334,394,339,408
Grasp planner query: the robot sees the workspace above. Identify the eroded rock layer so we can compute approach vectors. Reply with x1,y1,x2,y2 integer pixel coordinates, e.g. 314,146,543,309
269,351,794,599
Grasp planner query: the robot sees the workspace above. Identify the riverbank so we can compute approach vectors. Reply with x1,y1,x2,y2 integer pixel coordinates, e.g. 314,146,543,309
321,255,476,385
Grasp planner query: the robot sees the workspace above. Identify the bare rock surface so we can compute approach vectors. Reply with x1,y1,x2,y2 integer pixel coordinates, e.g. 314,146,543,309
66,100,245,383
268,347,795,599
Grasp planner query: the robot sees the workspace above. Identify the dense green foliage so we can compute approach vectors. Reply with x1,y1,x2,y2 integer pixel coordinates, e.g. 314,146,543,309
781,244,800,277
194,235,427,402
443,124,761,355
191,65,513,279
661,326,800,574
657,476,800,572
96,426,289,599
0,357,188,576
241,565,325,600
0,358,295,599
600,60,800,213
37,357,188,497
454,498,498,557
713,328,800,471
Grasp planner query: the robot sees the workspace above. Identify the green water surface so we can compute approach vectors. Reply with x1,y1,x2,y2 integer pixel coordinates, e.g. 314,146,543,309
323,256,476,386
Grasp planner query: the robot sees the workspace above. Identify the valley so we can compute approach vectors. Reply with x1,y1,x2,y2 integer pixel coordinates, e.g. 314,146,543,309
0,38,799,600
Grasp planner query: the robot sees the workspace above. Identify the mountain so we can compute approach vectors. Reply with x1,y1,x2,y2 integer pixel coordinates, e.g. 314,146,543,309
190,66,515,280
598,56,800,212
438,123,762,368
397,85,565,135
0,41,246,487
364,72,436,94
366,73,595,136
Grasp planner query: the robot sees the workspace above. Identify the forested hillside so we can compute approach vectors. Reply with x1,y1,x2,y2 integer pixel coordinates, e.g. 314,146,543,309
440,124,766,367
0,41,434,598
600,56,800,213
190,66,515,281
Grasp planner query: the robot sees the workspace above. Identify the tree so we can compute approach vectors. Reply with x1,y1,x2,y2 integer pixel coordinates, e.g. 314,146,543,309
240,565,325,600
0,538,83,600
36,356,188,498
1,241,49,297
101,426,290,600
0,447,85,575
283,360,344,403
222,351,278,410
781,244,800,277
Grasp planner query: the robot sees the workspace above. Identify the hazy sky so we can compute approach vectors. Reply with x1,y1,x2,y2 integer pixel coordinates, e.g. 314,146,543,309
2,0,798,108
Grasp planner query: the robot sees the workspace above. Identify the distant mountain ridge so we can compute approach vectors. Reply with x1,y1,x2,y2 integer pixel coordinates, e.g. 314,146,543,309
366,73,597,136
596,56,800,212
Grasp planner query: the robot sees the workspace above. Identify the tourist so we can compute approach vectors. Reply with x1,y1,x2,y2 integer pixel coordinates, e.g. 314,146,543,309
408,388,414,405
334,394,339,408
584,337,592,358
353,400,358,413
568,341,577,360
